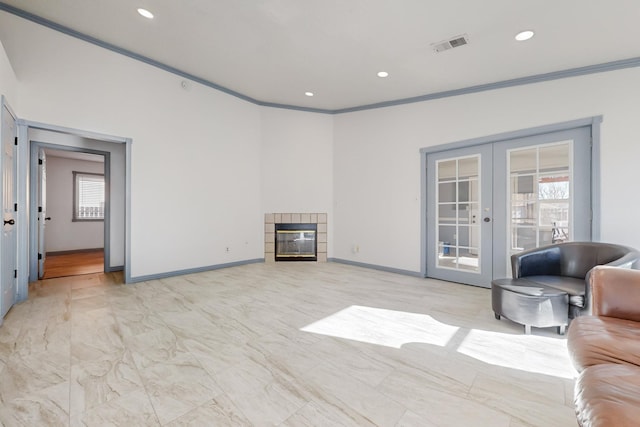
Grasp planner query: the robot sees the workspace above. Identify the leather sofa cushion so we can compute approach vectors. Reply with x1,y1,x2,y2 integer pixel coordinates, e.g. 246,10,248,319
522,275,585,307
568,316,640,371
575,364,640,427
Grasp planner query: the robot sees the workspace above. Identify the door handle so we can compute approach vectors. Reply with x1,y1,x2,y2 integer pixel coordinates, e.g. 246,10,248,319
483,217,491,222
45,217,52,221
4,219,15,225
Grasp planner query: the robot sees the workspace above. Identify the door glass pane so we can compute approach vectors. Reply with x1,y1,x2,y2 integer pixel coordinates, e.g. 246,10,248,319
458,157,478,178
438,160,456,180
438,182,456,203
508,142,572,264
436,155,480,273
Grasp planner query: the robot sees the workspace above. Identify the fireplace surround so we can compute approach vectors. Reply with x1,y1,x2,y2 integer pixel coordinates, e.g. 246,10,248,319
265,213,327,262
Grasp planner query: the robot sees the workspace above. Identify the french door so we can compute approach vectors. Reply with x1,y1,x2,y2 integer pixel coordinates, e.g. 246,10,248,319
426,144,493,287
426,126,592,288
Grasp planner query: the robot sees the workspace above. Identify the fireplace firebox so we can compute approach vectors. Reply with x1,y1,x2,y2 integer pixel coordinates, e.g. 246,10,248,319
275,223,317,261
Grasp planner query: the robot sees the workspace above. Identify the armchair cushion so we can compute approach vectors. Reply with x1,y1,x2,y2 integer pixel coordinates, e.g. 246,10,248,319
520,275,585,306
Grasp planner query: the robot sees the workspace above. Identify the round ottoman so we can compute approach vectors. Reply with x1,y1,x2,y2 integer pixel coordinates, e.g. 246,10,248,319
491,278,569,335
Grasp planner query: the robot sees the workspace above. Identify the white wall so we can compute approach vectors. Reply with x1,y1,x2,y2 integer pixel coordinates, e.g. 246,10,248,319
44,156,104,252
260,107,334,255
0,39,17,109
334,67,640,273
2,12,263,278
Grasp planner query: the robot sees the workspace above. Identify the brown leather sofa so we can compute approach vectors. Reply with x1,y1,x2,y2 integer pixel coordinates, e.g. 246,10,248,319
567,266,640,427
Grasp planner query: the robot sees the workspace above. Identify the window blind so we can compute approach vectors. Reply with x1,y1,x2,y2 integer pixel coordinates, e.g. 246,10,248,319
75,173,105,220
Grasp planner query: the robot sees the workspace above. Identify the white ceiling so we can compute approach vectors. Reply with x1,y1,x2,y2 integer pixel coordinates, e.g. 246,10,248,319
1,0,640,111
44,149,104,163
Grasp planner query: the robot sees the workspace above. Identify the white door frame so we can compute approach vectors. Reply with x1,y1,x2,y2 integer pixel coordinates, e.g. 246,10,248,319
15,120,132,302
420,116,602,279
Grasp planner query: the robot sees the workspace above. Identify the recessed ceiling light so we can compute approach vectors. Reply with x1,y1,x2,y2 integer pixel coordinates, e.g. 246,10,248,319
377,71,389,78
515,30,534,41
305,92,314,97
137,8,154,19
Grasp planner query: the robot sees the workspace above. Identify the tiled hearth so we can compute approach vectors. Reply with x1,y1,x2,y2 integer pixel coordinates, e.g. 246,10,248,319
265,213,327,262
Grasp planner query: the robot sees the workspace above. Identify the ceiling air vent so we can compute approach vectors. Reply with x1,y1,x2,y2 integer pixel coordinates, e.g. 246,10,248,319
432,34,470,53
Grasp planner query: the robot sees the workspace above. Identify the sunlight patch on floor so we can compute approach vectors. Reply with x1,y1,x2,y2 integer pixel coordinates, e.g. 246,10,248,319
302,305,577,379
301,305,460,349
456,329,577,379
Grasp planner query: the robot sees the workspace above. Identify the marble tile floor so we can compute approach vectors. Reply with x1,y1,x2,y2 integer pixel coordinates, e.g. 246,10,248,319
0,263,578,426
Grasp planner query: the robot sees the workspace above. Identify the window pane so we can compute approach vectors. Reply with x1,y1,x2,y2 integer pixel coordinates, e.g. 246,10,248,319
75,173,105,220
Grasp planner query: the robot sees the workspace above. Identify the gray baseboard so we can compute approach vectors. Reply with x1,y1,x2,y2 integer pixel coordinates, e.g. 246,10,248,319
328,258,423,277
127,258,264,284
126,257,423,284
46,248,103,256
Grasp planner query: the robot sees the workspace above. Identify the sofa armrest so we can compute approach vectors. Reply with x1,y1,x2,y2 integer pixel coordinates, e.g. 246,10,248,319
590,266,640,322
511,245,562,278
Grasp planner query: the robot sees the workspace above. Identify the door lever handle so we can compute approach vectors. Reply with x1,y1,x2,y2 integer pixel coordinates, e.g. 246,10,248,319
4,219,15,225
45,217,52,221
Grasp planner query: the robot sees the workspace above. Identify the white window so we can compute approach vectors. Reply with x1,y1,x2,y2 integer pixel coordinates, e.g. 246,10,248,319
73,172,105,221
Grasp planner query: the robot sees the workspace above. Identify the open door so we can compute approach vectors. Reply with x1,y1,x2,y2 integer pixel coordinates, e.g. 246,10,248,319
38,149,48,279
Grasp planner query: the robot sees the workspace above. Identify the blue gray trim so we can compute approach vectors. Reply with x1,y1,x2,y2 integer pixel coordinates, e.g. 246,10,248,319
329,258,423,278
15,122,29,302
420,117,602,154
103,154,111,269
590,117,603,241
2,2,640,115
128,258,264,284
105,265,123,273
420,153,428,278
17,119,128,143
124,138,132,283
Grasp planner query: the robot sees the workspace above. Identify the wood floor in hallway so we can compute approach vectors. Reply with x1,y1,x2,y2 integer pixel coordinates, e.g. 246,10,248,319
42,249,104,279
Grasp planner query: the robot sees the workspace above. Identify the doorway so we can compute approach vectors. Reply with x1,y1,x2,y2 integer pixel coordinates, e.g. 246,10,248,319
33,147,107,279
11,121,131,302
28,139,115,282
422,120,597,288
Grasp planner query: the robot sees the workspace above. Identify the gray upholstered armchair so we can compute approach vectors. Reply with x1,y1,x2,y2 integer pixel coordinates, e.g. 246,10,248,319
511,242,640,318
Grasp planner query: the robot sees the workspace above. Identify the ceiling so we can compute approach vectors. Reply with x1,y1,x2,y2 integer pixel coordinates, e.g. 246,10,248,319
1,1,640,111
45,149,104,163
